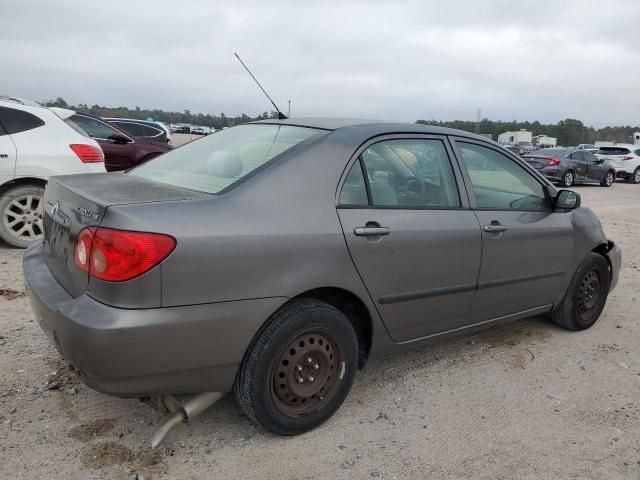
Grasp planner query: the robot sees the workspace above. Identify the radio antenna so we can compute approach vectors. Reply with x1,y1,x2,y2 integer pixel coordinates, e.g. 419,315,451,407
234,53,287,119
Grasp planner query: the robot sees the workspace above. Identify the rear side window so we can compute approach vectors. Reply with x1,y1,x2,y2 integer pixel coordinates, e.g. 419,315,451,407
0,106,44,135
598,147,630,155
68,114,119,140
131,124,322,193
141,124,162,137
340,138,460,208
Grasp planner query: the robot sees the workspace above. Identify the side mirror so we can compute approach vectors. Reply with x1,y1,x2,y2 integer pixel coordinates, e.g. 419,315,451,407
108,133,131,144
555,190,581,210
595,158,604,164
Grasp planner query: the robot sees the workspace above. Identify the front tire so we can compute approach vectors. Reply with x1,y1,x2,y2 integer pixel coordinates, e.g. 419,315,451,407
0,184,45,248
628,167,640,184
551,253,610,331
600,170,615,187
235,298,358,436
560,170,574,187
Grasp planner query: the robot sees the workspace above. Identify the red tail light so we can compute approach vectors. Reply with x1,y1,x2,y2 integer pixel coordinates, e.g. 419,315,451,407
70,144,104,163
545,157,561,166
74,227,176,282
622,156,634,161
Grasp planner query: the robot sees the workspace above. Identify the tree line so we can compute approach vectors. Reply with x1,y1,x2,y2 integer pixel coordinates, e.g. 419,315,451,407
44,97,637,145
416,118,640,146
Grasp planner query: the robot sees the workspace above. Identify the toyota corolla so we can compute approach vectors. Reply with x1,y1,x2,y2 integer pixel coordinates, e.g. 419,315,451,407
24,118,621,437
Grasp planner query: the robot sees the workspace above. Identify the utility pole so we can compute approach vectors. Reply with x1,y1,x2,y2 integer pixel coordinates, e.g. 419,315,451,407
287,100,291,118
475,108,482,133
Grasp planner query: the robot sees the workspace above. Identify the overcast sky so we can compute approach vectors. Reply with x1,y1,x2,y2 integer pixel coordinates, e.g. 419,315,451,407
2,0,639,127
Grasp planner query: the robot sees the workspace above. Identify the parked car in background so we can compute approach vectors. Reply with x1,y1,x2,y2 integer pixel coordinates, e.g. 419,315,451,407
104,118,169,143
65,112,172,172
595,145,640,184
524,148,616,187
0,96,104,247
500,143,521,156
25,119,620,438
517,141,534,155
578,144,599,154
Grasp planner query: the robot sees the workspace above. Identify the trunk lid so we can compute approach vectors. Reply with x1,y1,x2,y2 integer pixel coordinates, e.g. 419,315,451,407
524,156,553,169
43,172,209,297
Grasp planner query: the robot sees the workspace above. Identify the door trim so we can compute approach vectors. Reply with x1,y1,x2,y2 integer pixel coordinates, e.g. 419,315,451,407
379,282,477,305
477,270,565,290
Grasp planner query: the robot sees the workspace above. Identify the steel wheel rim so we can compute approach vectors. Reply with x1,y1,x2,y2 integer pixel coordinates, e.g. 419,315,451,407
606,173,614,186
635,170,640,183
271,329,343,417
564,172,573,186
577,269,602,320
3,194,44,241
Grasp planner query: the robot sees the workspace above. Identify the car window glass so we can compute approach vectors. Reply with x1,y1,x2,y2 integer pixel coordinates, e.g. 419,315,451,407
584,152,598,162
141,124,161,137
339,161,368,206
360,139,460,208
69,115,118,140
113,121,144,137
0,106,44,135
459,142,548,211
635,149,640,156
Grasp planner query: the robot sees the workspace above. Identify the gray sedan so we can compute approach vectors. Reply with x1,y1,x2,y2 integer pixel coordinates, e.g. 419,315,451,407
524,148,617,188
24,119,621,438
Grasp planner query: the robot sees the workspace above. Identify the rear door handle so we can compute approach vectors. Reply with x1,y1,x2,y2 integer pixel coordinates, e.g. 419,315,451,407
483,225,508,233
354,226,390,236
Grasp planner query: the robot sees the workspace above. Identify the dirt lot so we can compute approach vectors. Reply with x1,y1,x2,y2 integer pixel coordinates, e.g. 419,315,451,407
1,182,639,479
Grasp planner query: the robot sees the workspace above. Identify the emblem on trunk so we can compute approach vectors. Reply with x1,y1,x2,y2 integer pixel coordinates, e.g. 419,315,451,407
50,201,60,217
75,207,100,221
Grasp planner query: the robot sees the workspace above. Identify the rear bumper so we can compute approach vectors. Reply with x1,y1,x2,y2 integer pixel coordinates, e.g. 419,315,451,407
23,242,285,397
605,240,622,292
538,166,563,181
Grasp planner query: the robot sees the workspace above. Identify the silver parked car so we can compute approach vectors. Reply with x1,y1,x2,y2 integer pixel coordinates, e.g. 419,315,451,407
24,119,621,437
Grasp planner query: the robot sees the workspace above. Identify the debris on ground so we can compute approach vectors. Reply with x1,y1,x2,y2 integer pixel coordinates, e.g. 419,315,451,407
0,288,25,300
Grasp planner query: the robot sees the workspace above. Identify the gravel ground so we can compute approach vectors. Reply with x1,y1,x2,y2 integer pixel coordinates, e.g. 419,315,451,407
1,182,639,479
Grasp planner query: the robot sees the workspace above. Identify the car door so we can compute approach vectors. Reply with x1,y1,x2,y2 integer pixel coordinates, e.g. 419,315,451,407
337,135,482,342
452,139,574,323
0,123,17,183
582,151,604,181
570,151,589,182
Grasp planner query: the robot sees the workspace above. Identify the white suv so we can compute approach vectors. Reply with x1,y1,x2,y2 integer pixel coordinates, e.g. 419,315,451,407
596,145,640,184
0,97,105,247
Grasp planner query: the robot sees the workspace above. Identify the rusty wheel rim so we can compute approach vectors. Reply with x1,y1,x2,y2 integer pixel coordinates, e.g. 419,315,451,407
271,330,343,417
577,269,601,320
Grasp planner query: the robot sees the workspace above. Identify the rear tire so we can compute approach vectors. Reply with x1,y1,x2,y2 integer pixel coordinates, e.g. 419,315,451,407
560,170,574,187
551,253,610,331
235,298,358,436
0,184,45,248
600,170,615,187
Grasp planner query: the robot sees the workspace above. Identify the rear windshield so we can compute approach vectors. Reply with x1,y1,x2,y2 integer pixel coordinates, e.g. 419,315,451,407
131,124,323,193
598,147,630,155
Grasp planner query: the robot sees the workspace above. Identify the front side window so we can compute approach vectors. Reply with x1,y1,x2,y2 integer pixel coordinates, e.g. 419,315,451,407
458,142,548,211
344,138,460,208
68,114,120,140
132,124,323,193
0,107,44,135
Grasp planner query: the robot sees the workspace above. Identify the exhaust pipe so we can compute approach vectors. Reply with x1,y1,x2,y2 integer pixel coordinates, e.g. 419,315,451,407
151,392,223,448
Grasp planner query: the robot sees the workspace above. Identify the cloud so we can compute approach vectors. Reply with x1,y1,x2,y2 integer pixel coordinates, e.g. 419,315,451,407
2,0,639,127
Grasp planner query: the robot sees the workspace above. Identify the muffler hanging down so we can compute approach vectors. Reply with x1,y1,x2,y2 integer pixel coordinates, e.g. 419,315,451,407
151,392,224,448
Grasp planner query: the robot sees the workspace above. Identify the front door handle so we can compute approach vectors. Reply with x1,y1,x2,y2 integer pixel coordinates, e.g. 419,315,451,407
483,224,508,233
354,226,390,237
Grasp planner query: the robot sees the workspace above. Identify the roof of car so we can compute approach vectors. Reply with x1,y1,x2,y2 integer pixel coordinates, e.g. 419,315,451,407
250,117,492,141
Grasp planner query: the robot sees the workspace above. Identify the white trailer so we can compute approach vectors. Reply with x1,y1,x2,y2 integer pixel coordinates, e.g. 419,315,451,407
533,135,557,148
498,129,532,144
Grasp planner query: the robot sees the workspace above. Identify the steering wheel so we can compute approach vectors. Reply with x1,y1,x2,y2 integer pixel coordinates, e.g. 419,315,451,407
395,175,425,204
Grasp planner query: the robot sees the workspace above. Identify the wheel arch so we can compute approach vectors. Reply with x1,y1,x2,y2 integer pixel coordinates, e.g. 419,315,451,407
0,177,47,196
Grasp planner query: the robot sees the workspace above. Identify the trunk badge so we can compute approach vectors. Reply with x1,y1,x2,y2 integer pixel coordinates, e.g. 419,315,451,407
75,207,100,221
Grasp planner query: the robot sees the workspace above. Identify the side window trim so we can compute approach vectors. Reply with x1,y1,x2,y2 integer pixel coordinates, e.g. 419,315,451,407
336,133,470,210
449,136,554,211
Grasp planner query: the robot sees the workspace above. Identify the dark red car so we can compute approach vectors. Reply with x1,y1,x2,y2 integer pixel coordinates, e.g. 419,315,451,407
66,112,172,171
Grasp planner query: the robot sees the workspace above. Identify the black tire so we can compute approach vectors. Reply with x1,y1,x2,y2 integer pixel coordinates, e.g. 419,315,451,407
551,253,610,331
235,298,358,436
0,184,45,248
560,170,574,187
627,167,640,184
600,170,615,187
